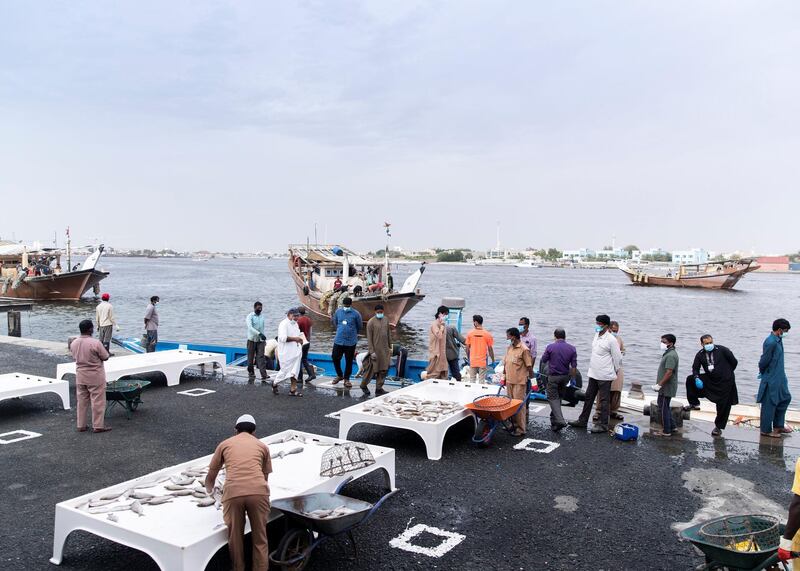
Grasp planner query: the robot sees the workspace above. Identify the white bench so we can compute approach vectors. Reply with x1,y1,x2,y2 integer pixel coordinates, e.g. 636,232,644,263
0,372,70,410
338,378,497,461
50,429,395,571
56,349,227,387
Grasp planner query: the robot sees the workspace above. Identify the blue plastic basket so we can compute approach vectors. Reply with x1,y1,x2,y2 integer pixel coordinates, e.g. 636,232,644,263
614,423,639,441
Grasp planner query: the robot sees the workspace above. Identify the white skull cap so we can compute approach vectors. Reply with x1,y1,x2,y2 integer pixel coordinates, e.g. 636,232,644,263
236,414,256,426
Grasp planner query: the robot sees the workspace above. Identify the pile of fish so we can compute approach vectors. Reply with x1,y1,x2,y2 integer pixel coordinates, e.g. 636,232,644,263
75,440,312,522
74,465,224,520
302,505,357,519
360,395,463,422
267,433,335,447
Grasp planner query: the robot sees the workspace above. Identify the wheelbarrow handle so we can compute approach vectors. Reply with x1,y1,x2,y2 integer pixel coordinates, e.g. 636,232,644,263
333,475,355,495
360,489,398,527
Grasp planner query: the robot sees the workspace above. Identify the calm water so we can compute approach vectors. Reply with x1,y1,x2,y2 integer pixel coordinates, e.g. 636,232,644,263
13,257,800,403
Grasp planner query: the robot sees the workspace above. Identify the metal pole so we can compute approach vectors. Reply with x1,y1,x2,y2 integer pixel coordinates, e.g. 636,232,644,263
8,311,21,337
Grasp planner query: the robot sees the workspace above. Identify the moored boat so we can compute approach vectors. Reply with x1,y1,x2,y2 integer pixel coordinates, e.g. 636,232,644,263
618,259,759,290
0,242,108,301
288,244,426,326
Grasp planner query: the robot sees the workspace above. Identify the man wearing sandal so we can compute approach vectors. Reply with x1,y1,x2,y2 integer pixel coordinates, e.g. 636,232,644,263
757,318,792,439
273,308,305,396
651,334,679,437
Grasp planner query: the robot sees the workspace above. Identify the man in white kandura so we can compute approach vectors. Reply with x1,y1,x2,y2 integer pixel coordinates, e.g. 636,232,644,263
272,308,305,397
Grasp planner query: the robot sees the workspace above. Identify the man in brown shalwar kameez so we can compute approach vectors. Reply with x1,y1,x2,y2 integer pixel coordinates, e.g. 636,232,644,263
425,305,449,379
69,319,111,433
360,304,392,396
503,327,533,436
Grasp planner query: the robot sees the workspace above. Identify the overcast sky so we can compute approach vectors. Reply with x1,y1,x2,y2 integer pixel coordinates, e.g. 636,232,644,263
1,1,798,254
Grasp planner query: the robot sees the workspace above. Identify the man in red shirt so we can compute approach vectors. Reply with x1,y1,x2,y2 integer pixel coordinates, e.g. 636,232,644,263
295,307,316,383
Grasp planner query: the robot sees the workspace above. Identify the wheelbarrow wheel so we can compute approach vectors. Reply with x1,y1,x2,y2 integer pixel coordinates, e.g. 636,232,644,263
277,527,313,571
474,419,491,445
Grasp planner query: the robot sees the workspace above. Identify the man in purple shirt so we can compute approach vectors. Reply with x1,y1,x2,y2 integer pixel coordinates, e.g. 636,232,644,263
540,328,578,432
518,317,537,371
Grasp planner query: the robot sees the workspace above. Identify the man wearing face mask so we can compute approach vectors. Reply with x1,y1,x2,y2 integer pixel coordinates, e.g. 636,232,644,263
503,327,533,436
426,306,450,379
360,304,392,396
569,314,622,434
143,295,160,353
518,317,537,371
757,318,792,438
331,297,362,388
246,301,269,382
273,308,305,396
465,314,495,382
685,334,738,437
651,334,679,436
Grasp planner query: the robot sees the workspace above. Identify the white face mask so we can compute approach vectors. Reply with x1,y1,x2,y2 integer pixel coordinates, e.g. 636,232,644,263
660,342,668,352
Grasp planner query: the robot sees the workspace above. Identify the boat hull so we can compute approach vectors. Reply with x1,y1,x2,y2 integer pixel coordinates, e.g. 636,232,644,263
0,269,108,301
618,265,758,290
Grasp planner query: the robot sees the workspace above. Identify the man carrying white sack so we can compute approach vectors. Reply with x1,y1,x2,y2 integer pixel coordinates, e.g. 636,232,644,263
273,307,305,396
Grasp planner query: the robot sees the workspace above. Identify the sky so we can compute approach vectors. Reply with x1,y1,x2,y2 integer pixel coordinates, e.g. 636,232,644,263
1,1,799,254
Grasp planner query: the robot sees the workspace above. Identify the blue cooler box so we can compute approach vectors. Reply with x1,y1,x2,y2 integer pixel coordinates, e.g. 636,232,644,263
614,423,639,441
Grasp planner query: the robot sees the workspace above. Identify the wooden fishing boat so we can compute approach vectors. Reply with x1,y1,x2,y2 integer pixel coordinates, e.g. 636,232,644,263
288,244,425,327
618,259,760,290
0,243,108,301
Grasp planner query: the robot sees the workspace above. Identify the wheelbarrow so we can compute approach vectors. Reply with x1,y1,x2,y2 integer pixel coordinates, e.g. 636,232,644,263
269,477,396,571
465,385,530,446
680,514,799,570
105,379,151,419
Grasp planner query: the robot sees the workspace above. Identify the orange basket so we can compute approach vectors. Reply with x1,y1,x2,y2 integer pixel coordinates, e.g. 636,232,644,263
465,395,524,421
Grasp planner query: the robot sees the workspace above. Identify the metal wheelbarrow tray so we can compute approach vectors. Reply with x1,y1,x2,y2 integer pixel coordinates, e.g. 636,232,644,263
272,493,374,536
680,519,787,570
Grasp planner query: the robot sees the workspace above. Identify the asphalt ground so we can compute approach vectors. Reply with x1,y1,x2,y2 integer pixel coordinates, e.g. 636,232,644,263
1,340,799,571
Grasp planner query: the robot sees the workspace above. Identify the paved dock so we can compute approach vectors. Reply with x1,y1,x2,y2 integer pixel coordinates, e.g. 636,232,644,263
1,337,798,570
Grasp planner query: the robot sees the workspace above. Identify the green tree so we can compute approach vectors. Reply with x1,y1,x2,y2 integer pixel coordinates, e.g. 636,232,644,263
623,244,639,255
436,250,465,262
545,248,562,261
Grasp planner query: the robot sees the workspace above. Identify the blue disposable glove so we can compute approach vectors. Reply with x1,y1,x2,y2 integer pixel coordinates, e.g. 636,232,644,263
757,373,762,380
695,377,704,389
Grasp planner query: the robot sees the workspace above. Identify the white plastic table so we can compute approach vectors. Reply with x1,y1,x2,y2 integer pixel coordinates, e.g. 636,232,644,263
0,372,70,410
338,378,498,460
56,349,226,387
50,430,395,571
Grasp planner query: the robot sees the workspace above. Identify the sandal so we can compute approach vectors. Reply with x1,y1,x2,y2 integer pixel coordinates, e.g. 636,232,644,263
611,412,624,420
760,432,782,439
776,427,793,434
289,391,303,397
272,384,279,395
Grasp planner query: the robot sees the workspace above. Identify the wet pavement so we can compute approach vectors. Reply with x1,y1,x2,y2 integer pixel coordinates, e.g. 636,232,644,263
1,339,799,571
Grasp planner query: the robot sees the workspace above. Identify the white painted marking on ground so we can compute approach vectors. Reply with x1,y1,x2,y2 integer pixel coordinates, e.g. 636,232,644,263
513,438,560,454
325,411,341,420
0,430,42,444
554,495,578,513
390,524,465,558
176,388,216,397
528,404,545,414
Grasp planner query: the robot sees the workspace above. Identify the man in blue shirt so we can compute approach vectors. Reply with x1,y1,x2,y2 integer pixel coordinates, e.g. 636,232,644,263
758,318,792,438
246,301,268,382
331,297,362,388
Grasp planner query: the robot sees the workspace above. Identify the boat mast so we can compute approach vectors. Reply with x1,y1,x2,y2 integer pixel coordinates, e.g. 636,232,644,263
66,227,71,271
383,222,391,280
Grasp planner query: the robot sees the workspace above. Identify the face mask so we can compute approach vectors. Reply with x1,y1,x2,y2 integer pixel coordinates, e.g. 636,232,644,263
255,309,262,315
518,324,526,332
439,314,447,321
344,307,351,311
782,331,790,339
376,313,384,319
704,343,714,352
595,325,604,332
611,332,618,337
660,342,668,352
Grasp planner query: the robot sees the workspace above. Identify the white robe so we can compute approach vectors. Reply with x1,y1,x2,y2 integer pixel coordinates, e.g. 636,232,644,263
275,318,302,383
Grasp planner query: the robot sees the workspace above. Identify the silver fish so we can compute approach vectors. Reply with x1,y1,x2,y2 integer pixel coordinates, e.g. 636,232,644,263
169,489,194,496
143,496,173,505
193,490,210,498
194,497,215,507
165,484,189,491
130,500,145,516
170,476,195,486
106,513,119,523
128,490,155,500
89,498,122,508
131,476,171,490
272,446,303,460
88,503,134,515
98,491,126,501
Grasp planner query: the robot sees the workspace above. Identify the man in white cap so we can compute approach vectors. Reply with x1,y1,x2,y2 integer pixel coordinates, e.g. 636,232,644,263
273,308,304,396
205,414,272,571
